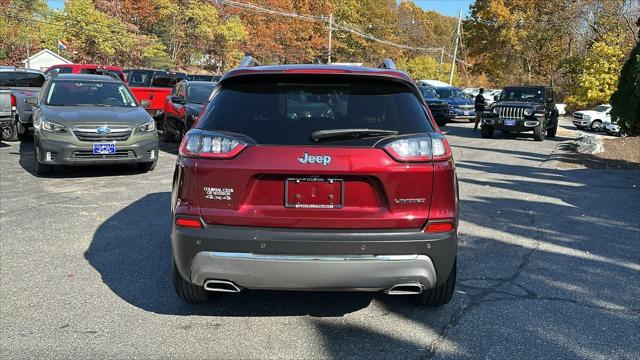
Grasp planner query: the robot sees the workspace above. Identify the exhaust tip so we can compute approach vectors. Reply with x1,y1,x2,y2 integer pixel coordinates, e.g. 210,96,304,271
384,282,424,295
203,279,242,293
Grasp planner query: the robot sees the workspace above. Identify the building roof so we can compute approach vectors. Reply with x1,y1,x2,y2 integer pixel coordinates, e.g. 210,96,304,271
21,49,71,64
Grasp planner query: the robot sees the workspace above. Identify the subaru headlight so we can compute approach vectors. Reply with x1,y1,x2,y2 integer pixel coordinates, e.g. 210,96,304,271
524,108,534,116
40,118,67,133
135,121,156,134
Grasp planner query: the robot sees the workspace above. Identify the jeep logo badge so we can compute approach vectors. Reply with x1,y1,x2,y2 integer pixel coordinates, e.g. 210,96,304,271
298,152,331,166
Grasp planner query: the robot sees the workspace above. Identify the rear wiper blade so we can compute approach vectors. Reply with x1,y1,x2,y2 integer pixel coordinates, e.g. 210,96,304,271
311,128,399,142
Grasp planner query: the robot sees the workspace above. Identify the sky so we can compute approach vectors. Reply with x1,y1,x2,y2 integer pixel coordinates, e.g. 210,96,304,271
412,0,473,17
47,0,473,17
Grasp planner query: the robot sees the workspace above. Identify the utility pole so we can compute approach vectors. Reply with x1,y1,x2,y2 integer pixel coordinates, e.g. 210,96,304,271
327,14,333,64
26,38,31,69
439,47,445,81
449,10,462,85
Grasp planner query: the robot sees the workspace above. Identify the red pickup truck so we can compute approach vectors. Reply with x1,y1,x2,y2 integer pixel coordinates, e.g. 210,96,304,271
123,69,187,120
44,64,126,82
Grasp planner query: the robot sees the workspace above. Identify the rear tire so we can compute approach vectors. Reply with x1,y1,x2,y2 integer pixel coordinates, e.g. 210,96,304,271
533,122,545,142
416,259,456,306
162,116,176,143
480,125,494,138
2,124,19,141
172,260,209,303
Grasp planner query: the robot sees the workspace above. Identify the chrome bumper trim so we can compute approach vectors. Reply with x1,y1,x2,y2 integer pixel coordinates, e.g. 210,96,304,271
190,252,437,291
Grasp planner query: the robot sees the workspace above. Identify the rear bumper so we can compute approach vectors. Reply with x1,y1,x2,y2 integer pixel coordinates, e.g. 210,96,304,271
172,223,457,290
191,252,437,291
450,108,476,119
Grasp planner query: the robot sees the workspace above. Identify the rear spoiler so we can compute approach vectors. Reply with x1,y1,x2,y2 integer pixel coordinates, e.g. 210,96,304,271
236,56,397,70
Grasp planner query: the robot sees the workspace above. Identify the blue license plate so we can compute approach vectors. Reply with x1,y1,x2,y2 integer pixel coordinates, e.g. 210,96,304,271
504,119,516,126
93,143,116,155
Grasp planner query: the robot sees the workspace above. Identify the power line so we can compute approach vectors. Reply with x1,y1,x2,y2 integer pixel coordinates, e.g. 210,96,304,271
215,0,449,54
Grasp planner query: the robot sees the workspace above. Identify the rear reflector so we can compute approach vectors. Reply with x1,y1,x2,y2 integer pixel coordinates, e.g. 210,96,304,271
175,218,203,229
425,221,454,233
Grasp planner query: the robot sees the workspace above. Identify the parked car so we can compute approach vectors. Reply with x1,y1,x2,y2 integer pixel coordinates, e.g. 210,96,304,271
125,69,187,121
171,58,459,306
463,87,480,96
0,66,46,141
433,85,476,122
604,117,622,136
572,104,611,132
44,64,126,82
0,88,14,138
481,86,559,141
187,74,222,83
29,74,159,176
483,89,502,106
418,85,451,127
163,80,215,142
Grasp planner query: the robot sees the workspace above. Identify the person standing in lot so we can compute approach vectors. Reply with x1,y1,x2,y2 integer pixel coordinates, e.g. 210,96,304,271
474,88,486,131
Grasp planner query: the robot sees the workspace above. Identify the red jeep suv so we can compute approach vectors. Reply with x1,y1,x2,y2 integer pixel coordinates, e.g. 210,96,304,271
171,58,459,306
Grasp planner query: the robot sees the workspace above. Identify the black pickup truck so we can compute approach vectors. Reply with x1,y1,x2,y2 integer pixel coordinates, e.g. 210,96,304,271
480,86,558,141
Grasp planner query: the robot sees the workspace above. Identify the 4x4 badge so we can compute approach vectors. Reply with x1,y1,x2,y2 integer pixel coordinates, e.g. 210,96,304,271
298,152,331,166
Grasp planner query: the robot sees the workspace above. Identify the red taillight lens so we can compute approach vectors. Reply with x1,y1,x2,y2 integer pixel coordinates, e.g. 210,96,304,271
179,130,248,159
425,221,455,233
175,217,203,228
10,94,17,110
383,135,452,162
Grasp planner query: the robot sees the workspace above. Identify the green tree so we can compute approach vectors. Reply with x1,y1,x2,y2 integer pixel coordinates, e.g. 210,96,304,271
152,0,247,69
565,32,630,108
397,55,457,84
0,0,48,64
610,41,640,135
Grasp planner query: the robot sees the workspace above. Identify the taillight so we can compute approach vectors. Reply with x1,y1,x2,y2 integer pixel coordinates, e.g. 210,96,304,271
178,130,248,159
10,94,17,111
431,135,452,161
425,221,455,233
175,217,203,229
383,134,452,162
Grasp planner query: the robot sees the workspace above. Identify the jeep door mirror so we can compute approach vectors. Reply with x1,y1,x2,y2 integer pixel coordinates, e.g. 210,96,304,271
494,95,499,101
140,99,151,109
170,95,185,105
25,97,38,106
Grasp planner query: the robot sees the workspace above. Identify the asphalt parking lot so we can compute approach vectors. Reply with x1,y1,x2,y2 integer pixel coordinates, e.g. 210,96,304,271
1,118,638,359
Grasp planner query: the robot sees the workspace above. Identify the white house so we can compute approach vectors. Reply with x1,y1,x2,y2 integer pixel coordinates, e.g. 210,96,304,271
21,49,71,71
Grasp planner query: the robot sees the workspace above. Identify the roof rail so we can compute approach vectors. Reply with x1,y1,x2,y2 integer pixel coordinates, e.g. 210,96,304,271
378,58,396,70
238,56,260,67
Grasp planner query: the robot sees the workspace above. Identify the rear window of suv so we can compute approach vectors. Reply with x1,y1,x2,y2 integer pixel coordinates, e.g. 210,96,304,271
197,76,433,146
0,72,46,87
